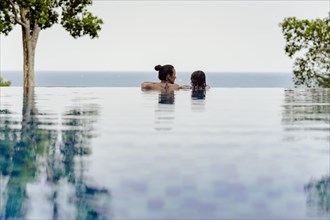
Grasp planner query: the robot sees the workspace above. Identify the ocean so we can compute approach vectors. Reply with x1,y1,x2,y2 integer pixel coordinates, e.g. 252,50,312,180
1,71,294,88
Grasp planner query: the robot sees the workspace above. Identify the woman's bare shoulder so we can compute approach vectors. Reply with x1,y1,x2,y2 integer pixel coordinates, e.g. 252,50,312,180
166,83,180,90
141,82,182,91
142,82,157,84
141,82,161,90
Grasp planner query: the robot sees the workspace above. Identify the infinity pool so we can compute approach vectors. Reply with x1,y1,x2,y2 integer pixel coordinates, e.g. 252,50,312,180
0,87,329,219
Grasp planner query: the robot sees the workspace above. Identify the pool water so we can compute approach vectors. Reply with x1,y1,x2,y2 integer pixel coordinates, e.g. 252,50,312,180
0,87,329,219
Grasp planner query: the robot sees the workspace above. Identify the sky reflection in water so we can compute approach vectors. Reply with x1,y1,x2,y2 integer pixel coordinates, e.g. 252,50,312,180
0,87,329,219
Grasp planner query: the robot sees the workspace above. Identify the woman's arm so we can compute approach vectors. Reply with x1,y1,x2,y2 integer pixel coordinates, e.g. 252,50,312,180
141,82,157,90
179,85,192,90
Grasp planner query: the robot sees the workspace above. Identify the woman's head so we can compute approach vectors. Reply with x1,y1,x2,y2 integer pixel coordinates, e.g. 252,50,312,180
155,64,176,84
191,70,206,90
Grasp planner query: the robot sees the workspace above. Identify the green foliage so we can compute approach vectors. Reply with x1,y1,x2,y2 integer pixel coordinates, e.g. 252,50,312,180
0,1,13,34
280,17,330,88
304,175,330,214
0,76,11,86
0,0,103,38
61,0,103,38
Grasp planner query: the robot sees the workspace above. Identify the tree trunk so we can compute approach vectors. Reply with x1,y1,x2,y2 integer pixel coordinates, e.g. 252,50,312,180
22,86,36,134
22,25,40,89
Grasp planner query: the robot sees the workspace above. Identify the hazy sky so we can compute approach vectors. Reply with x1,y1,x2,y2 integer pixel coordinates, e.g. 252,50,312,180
1,0,329,72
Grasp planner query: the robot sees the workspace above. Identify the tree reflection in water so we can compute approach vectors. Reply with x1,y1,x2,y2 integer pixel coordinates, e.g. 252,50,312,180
304,176,330,217
0,88,110,219
282,89,330,128
282,89,330,216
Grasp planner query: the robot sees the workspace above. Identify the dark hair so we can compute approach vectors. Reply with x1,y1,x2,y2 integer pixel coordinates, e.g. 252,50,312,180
191,70,206,91
155,64,175,81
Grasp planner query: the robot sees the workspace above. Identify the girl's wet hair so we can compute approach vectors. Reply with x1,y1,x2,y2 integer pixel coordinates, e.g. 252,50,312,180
191,70,206,91
155,64,175,81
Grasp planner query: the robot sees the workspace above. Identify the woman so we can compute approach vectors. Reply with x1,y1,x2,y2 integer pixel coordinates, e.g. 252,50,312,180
141,64,180,91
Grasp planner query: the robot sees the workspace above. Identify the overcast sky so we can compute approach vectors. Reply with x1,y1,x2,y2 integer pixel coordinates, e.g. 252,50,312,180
1,0,329,73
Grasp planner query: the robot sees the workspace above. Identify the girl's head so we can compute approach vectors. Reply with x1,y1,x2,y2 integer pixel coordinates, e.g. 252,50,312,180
191,70,206,90
155,64,176,84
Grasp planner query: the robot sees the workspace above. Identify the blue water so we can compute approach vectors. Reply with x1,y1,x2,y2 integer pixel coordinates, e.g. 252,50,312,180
0,71,294,87
0,87,329,219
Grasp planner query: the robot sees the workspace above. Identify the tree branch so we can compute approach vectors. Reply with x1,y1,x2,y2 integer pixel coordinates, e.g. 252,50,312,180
8,0,28,28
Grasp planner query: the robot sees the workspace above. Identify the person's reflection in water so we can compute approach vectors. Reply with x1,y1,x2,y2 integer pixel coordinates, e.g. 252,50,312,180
0,88,111,220
154,91,175,131
192,90,206,100
158,90,175,104
304,175,330,217
191,90,206,112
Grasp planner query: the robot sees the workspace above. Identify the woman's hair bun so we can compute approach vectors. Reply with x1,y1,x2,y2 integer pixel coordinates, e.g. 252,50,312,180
155,65,163,71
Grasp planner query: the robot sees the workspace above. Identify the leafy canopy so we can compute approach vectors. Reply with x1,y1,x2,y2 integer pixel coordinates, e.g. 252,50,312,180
0,0,103,38
280,17,330,88
0,76,11,86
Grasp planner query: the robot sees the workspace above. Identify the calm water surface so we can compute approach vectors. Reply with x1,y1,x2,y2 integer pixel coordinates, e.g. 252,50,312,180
0,87,329,219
